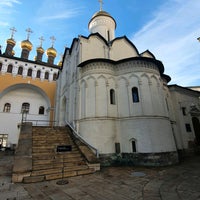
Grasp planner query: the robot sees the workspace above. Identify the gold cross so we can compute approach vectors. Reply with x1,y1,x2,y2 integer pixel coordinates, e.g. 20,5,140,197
26,28,33,40
10,27,17,39
98,0,103,11
50,36,56,47
38,36,45,47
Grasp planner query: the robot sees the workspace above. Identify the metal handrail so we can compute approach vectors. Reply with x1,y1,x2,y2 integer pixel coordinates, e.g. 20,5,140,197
65,121,99,158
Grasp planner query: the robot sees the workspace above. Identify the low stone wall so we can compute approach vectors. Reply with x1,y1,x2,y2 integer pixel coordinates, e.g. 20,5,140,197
99,151,179,167
12,122,33,183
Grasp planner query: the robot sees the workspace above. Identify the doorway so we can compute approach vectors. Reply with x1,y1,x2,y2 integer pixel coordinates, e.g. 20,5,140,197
192,117,200,145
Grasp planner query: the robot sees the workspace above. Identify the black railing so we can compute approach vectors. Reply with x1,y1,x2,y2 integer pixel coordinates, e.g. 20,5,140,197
65,121,99,158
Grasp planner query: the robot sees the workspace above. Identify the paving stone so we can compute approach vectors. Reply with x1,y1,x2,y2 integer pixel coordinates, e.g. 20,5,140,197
1,155,200,200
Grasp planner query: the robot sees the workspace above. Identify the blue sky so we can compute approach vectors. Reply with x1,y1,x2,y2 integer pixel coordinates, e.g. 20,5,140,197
0,0,200,86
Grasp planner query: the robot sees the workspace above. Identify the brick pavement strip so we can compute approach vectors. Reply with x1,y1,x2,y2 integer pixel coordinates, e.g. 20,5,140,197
1,154,200,200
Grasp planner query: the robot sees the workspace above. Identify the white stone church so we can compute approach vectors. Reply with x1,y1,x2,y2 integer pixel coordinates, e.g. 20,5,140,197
54,7,200,165
0,4,200,166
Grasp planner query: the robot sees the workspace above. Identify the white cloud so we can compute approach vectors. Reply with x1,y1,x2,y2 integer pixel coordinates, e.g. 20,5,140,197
38,9,82,21
0,0,21,26
0,0,21,7
36,0,83,22
131,0,200,86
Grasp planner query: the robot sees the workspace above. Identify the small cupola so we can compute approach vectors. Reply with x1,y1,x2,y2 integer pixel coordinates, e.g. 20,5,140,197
36,36,45,62
5,27,17,56
21,28,33,60
46,36,57,65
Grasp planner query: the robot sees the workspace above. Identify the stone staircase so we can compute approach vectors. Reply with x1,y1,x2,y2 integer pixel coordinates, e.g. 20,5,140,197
12,123,100,183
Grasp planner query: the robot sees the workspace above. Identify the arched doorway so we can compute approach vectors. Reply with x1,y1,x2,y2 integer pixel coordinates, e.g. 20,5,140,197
192,117,200,146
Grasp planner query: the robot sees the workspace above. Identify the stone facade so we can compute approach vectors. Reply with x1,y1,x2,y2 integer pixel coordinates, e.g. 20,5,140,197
55,9,200,166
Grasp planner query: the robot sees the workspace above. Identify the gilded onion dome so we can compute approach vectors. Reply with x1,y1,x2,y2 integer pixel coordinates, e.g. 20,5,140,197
57,60,62,67
37,46,45,54
46,46,57,58
21,39,33,51
12,50,15,56
7,38,16,46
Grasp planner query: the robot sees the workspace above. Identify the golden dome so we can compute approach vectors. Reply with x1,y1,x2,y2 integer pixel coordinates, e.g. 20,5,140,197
89,10,116,28
46,46,57,58
37,46,44,54
7,38,16,46
21,39,33,51
57,60,62,67
92,10,112,18
12,50,15,56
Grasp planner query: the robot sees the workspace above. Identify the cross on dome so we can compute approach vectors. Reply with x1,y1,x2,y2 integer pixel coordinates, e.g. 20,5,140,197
98,0,103,11
26,28,33,40
39,36,45,47
50,36,56,47
10,27,17,39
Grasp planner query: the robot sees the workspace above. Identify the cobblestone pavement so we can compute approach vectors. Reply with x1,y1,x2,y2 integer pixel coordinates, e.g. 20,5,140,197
1,153,200,200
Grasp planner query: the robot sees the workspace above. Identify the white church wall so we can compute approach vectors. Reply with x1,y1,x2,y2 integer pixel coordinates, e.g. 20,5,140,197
96,75,107,117
140,74,154,115
110,38,139,61
0,87,49,145
169,88,200,149
79,118,117,154
80,36,106,62
128,74,142,116
120,117,176,153
117,77,130,117
0,113,21,145
86,76,96,117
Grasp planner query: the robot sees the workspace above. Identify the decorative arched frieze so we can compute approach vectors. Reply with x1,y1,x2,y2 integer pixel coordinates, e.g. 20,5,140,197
141,73,151,85
150,75,160,87
118,76,129,86
80,79,88,88
97,74,107,85
86,75,97,87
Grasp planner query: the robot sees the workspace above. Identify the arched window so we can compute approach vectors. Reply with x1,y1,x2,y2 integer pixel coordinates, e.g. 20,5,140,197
36,70,41,78
7,64,13,73
132,87,139,103
17,66,23,75
27,68,32,77
130,139,137,152
0,63,2,71
110,89,116,105
3,103,11,113
53,73,57,81
38,106,45,115
44,71,49,80
21,102,30,113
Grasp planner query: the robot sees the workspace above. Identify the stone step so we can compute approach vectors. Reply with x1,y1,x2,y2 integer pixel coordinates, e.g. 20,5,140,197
64,165,88,172
25,126,98,182
33,152,82,160
23,175,45,183
33,156,85,166
32,160,86,171
45,168,95,181
31,168,63,176
31,165,89,177
32,150,80,157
